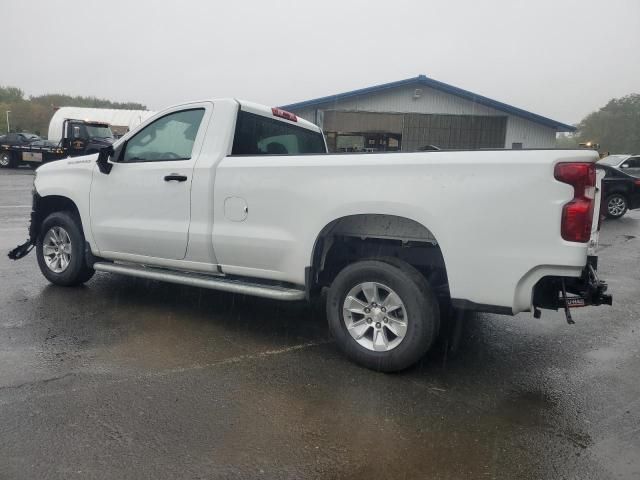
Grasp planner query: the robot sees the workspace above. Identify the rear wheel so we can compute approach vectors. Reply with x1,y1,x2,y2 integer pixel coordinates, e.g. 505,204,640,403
327,259,439,372
36,211,95,286
606,194,627,219
0,151,16,168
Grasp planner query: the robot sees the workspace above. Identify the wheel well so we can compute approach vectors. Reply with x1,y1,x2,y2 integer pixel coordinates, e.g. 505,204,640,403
606,191,627,200
31,195,82,240
309,214,450,302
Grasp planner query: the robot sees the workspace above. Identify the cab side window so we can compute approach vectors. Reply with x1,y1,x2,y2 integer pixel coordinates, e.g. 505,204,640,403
123,109,205,163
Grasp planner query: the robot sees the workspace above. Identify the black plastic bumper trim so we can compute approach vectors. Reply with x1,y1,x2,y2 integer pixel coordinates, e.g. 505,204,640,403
451,299,513,316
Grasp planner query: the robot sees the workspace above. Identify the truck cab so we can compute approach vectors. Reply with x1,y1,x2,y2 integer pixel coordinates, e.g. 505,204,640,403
0,120,116,169
60,119,115,156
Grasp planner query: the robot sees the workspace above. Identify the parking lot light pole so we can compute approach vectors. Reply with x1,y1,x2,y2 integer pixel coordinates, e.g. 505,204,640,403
5,111,10,133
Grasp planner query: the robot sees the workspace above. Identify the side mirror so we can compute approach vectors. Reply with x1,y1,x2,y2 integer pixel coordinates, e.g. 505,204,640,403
97,145,114,174
621,163,629,169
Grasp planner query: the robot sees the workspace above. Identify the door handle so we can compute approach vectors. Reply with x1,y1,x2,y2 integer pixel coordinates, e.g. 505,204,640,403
164,174,188,182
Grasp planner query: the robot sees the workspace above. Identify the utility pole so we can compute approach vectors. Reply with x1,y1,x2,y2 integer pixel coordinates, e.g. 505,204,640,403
5,111,10,133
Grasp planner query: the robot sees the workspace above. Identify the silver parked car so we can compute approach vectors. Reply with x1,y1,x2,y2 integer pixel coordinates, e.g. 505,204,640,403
598,154,640,177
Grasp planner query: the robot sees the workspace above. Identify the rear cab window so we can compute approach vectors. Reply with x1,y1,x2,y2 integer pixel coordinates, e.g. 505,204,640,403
232,110,326,155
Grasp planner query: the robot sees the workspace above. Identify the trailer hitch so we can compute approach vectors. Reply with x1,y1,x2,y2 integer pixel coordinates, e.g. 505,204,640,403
560,279,575,324
533,256,612,323
557,262,612,324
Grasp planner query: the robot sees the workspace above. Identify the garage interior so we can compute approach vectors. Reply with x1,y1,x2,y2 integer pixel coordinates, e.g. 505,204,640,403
322,110,508,152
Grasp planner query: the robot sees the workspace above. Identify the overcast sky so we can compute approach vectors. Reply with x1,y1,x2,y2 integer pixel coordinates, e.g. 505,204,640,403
4,0,639,124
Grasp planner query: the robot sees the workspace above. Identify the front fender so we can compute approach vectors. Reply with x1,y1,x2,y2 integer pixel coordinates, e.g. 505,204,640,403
32,158,97,252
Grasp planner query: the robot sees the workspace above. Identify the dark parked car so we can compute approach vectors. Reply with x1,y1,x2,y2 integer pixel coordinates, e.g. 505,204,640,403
598,164,640,219
0,132,42,146
598,154,640,177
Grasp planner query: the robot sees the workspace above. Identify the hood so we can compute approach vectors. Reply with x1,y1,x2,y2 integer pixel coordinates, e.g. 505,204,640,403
32,153,96,214
35,153,97,175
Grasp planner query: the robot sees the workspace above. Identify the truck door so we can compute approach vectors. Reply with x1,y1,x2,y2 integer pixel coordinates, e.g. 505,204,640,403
90,105,210,260
67,122,88,156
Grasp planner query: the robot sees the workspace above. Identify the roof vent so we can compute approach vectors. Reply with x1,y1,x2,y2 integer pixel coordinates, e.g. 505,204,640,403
413,88,422,99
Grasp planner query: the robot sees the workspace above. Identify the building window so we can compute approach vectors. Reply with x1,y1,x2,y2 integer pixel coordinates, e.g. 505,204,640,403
512,142,523,149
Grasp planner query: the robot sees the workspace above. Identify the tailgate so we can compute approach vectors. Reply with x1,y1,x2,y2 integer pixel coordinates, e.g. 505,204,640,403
588,167,605,256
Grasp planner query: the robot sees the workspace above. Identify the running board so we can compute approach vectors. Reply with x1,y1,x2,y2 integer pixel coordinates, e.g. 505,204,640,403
93,262,306,301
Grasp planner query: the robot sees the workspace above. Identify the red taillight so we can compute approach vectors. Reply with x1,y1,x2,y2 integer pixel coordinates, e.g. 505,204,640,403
271,107,297,122
554,162,596,243
635,179,640,186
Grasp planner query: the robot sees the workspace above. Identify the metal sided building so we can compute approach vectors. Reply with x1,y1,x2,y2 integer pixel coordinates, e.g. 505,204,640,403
281,75,576,153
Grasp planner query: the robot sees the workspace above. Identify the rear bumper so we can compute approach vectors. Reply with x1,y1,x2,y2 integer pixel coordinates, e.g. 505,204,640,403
533,256,612,311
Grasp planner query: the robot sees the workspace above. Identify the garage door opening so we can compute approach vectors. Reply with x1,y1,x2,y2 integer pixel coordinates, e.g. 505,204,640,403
332,133,402,152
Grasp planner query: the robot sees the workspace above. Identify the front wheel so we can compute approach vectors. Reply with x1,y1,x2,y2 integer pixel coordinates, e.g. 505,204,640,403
606,194,628,219
327,259,439,372
0,151,16,168
36,211,95,286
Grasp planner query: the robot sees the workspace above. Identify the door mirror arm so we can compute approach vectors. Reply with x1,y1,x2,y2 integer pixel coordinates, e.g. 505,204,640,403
97,145,114,174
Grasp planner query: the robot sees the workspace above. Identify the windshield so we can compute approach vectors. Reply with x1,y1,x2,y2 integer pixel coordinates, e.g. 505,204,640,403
85,125,114,139
599,154,628,166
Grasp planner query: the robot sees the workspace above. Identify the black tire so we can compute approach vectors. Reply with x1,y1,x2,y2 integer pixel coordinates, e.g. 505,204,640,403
327,259,439,372
0,151,16,168
36,211,95,286
605,193,628,219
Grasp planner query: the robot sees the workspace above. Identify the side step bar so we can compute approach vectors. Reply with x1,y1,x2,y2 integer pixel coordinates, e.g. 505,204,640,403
93,262,306,301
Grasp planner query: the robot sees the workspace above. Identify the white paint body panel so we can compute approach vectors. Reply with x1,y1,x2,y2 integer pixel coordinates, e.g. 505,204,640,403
33,98,601,315
34,157,97,250
213,149,599,312
89,102,213,260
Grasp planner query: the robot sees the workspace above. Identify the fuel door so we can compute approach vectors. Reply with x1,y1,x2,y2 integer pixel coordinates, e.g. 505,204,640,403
224,196,248,222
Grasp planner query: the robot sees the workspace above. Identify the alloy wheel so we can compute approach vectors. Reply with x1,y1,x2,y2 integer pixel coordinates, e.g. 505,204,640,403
43,226,72,273
608,196,626,217
342,281,408,352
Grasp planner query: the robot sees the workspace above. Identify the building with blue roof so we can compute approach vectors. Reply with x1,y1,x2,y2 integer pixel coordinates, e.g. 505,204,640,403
281,75,575,152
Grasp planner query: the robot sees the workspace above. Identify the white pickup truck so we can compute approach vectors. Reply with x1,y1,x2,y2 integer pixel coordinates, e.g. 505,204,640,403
9,99,612,371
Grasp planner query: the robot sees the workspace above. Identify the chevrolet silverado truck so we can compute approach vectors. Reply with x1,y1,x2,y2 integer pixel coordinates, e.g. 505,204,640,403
8,99,612,371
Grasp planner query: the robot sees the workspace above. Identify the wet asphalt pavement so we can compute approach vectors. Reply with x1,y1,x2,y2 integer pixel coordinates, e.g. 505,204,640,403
0,167,639,480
